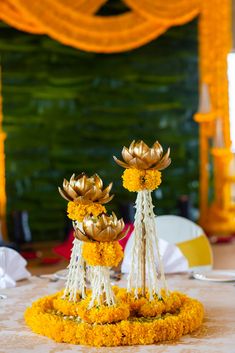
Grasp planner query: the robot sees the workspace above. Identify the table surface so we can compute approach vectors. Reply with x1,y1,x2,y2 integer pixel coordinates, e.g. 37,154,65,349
0,273,235,353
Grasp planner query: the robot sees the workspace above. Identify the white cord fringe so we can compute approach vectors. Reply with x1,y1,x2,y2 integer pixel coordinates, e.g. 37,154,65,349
127,190,168,299
63,223,86,301
89,266,115,308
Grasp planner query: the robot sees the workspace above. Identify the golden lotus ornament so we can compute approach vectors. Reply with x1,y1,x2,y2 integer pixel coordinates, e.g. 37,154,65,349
74,212,126,242
58,173,113,204
113,140,171,170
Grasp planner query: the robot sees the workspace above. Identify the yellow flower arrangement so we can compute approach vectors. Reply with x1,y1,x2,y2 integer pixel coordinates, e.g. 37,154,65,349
82,241,123,267
122,168,162,192
25,289,204,347
52,288,185,321
67,201,106,222
113,287,185,317
53,291,130,324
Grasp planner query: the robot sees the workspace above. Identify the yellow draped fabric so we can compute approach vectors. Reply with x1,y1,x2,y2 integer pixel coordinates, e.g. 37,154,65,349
0,0,232,238
0,0,202,53
177,235,213,268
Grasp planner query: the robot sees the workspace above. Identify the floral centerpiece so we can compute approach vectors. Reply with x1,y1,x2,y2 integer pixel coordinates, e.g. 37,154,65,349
25,140,204,347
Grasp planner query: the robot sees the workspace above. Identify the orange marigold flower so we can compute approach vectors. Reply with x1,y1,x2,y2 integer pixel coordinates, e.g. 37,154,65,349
82,241,123,267
67,201,106,222
122,168,162,192
25,289,204,347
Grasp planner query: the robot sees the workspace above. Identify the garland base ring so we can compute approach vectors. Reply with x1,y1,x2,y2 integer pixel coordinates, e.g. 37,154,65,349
25,289,204,347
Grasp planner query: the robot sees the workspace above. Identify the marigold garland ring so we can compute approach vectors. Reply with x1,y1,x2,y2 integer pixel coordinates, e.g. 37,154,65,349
25,289,204,347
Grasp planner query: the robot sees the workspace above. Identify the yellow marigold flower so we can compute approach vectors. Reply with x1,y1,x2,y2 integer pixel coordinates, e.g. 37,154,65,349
67,201,106,222
122,168,162,192
82,241,123,267
53,292,129,324
77,297,130,324
25,290,204,347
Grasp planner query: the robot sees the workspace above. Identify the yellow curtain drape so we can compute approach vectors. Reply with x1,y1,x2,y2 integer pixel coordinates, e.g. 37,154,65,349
0,0,232,238
0,0,202,53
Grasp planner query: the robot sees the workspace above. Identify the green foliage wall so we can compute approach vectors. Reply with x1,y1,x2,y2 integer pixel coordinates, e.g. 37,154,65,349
0,19,199,241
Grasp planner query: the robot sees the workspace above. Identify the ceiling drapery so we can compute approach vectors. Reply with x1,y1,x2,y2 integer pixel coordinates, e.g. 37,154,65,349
0,0,200,53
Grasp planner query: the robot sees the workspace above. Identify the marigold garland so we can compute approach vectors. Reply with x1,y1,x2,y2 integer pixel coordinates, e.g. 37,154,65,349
67,201,106,222
82,241,123,267
25,289,204,347
122,168,162,192
52,288,186,321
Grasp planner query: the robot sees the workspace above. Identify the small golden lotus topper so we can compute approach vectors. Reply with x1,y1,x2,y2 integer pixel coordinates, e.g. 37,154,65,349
73,212,126,242
113,140,171,170
58,172,114,204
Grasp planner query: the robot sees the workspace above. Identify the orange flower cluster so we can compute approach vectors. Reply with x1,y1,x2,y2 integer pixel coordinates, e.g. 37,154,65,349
82,241,123,267
67,201,106,222
122,168,162,192
25,288,204,346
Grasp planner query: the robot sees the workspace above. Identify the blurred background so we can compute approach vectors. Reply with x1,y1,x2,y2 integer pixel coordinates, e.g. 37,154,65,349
0,14,199,242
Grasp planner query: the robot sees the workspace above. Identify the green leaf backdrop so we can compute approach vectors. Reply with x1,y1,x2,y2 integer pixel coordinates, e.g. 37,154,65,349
0,18,199,241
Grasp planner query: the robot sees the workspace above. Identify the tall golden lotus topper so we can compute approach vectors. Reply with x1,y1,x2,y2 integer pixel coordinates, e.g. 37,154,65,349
58,172,114,204
113,140,171,170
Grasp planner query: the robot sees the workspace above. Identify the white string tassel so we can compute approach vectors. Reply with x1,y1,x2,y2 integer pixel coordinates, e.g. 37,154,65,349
143,191,160,300
63,222,86,301
127,190,168,299
89,266,115,308
127,191,144,297
148,192,168,293
145,190,168,294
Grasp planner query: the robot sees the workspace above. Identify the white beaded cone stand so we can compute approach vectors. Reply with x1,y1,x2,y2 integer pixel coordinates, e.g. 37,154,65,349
89,266,115,308
127,190,168,300
63,222,86,301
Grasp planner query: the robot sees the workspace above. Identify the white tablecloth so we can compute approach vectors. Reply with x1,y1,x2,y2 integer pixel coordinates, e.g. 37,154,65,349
0,273,235,353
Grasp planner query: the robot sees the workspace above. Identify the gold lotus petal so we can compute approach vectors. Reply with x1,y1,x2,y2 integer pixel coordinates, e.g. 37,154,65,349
118,218,125,229
99,194,114,204
155,158,171,171
115,225,130,241
63,178,69,188
143,149,159,163
113,212,121,227
141,150,158,167
74,196,87,204
69,173,76,182
93,174,103,189
113,156,130,169
90,227,113,241
79,174,87,192
83,187,98,201
100,213,109,227
98,227,117,241
128,140,136,154
116,220,125,235
74,228,91,242
92,186,105,198
153,141,163,157
153,148,171,170
122,147,133,163
133,140,149,157
129,157,149,169
102,182,113,195
83,222,102,239
58,187,72,201
98,183,113,202
112,212,117,224
66,184,79,199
